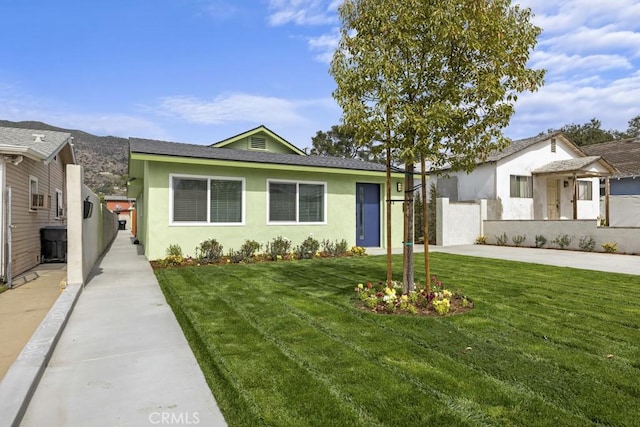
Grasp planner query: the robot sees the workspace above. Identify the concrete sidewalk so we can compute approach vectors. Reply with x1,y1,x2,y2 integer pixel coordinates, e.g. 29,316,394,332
20,232,226,427
368,244,640,276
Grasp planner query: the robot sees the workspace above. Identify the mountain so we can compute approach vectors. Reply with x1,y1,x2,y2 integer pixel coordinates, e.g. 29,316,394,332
0,120,129,195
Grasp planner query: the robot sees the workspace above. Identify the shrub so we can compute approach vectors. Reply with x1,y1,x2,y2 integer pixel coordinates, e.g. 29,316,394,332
432,298,451,315
475,236,488,245
229,239,261,263
578,235,596,252
166,244,183,257
266,236,291,260
512,234,526,247
196,239,224,263
552,234,572,249
535,235,547,248
295,236,320,259
350,246,367,256
495,232,508,246
602,242,618,253
160,254,184,267
322,239,349,257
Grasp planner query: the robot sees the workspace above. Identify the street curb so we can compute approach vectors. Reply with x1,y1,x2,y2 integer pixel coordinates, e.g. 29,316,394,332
0,282,83,427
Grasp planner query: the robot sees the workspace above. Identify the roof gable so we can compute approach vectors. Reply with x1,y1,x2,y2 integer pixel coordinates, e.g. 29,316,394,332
210,125,306,156
0,126,75,163
486,131,582,163
580,138,640,178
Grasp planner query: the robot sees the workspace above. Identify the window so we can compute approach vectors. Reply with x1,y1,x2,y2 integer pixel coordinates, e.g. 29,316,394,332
510,175,533,198
29,176,45,210
171,175,244,224
268,180,325,223
55,189,64,218
577,180,592,200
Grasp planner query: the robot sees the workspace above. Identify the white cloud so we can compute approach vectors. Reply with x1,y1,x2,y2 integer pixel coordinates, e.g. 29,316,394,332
157,92,334,126
530,51,632,77
308,29,339,62
267,0,338,26
199,0,239,20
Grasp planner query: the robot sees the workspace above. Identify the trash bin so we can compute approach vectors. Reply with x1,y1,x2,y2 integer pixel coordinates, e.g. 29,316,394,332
118,219,127,230
40,225,67,263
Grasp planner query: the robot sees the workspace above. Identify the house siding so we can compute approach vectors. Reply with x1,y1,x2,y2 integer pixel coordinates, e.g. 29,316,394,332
6,155,66,277
138,160,404,260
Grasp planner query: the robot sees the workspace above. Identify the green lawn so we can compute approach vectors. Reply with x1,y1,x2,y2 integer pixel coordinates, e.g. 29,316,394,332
155,253,640,426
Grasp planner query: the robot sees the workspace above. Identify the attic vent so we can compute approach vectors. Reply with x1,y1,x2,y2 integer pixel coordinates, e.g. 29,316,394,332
250,137,267,150
32,133,46,143
551,138,556,153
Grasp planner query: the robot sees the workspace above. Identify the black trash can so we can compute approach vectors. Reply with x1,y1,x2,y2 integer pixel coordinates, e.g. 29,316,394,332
40,225,67,263
118,219,127,230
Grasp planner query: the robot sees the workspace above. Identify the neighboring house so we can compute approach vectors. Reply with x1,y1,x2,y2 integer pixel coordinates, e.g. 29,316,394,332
0,126,76,282
581,137,640,226
431,131,616,220
104,195,136,233
127,125,405,260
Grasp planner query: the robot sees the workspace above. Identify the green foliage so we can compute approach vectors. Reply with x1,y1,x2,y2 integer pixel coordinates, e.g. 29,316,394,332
552,234,572,249
295,236,321,259
414,191,424,242
535,234,547,248
475,236,488,245
512,234,526,247
578,236,596,252
266,236,291,261
496,232,508,246
602,242,618,253
428,183,437,244
229,240,261,263
310,124,383,163
196,239,224,263
321,239,349,257
159,254,184,268
350,246,367,256
166,244,183,257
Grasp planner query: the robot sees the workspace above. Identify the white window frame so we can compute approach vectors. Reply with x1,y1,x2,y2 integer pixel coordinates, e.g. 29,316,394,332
266,179,327,225
509,175,533,198
169,174,245,226
577,180,593,201
29,175,39,211
55,189,64,218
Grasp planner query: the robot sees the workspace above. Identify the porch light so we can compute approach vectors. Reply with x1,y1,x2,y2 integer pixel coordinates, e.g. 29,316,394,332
397,182,403,192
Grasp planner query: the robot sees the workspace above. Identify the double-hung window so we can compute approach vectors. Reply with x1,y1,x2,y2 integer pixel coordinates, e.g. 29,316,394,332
577,180,592,200
268,180,325,224
510,175,533,198
171,175,244,224
55,189,64,218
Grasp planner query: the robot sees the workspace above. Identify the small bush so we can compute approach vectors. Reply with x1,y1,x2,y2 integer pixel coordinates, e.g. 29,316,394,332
350,246,367,256
552,234,572,249
535,235,547,248
295,236,320,259
475,236,488,245
166,244,183,257
322,239,349,257
196,239,224,263
578,235,596,252
229,239,261,263
602,242,618,253
512,234,526,247
495,232,508,246
160,254,184,267
266,236,291,260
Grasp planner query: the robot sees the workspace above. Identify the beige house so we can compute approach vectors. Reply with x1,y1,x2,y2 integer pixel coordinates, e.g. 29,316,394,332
0,127,76,284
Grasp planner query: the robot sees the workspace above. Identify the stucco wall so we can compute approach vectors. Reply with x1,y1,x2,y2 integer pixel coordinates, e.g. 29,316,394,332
139,161,405,260
67,165,118,286
601,195,640,227
436,198,486,246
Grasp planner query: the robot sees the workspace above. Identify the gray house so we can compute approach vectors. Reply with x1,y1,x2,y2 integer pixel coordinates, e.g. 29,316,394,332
0,127,76,282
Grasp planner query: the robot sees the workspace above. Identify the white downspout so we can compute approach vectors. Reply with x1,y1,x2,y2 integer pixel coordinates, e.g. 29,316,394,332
0,158,5,285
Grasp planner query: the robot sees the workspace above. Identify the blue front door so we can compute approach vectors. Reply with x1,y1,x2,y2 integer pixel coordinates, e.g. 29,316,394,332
356,183,380,247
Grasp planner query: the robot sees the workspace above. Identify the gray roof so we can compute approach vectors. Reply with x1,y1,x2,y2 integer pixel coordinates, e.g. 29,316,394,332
485,131,564,162
581,138,640,178
532,156,610,175
129,137,389,173
0,126,72,162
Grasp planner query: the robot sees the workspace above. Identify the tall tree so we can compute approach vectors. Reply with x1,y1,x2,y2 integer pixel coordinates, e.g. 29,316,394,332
310,125,383,162
625,115,640,138
331,0,544,291
558,118,616,146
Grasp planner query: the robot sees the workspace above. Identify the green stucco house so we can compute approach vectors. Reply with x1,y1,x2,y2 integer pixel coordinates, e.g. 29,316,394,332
127,126,405,260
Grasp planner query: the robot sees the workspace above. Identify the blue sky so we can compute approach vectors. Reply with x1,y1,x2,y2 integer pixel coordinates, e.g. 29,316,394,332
0,1,639,150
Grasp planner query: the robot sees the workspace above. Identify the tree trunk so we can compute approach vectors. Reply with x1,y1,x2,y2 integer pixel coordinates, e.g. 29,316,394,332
402,162,415,293
386,146,393,286
421,154,430,293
